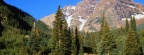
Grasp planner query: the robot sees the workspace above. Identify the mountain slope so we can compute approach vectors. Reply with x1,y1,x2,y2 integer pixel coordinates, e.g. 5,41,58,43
0,0,52,54
1,0,33,31
41,0,144,32
0,0,51,35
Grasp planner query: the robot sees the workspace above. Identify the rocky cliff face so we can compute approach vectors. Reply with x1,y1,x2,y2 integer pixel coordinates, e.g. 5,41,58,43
41,0,144,32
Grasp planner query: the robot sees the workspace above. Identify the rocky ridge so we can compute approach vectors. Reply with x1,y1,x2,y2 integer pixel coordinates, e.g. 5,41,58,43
41,0,144,32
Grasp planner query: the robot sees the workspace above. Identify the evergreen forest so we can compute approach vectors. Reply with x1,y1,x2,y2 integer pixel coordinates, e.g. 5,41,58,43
1,0,144,55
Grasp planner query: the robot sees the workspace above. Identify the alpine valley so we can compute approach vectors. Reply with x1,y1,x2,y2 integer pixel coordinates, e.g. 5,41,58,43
1,0,144,55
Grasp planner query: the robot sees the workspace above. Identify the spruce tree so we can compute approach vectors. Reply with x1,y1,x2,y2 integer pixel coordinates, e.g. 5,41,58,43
129,16,143,55
99,14,105,41
51,5,72,55
78,33,84,55
0,16,3,36
133,17,136,31
99,14,114,55
61,18,71,55
130,17,136,31
79,45,84,55
71,28,77,55
124,28,141,55
26,22,41,54
125,18,129,32
75,26,80,55
130,16,133,27
51,5,64,55
99,14,107,54
91,33,97,54
31,27,41,55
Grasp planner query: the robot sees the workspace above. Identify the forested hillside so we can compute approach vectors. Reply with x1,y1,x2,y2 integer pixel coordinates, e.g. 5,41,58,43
0,0,51,55
1,0,144,55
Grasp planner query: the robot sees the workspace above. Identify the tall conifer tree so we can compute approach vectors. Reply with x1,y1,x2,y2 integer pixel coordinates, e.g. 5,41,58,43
125,18,129,32
91,33,97,54
99,14,105,41
130,17,136,31
51,5,64,55
0,16,3,36
91,33,96,54
75,26,80,55
61,18,71,54
133,17,136,31
71,28,77,55
51,5,71,55
129,16,143,55
124,28,141,55
99,14,114,55
79,33,84,55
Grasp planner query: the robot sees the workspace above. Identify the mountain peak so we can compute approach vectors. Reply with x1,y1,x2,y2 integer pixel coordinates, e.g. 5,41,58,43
41,0,144,32
82,0,96,2
119,0,133,2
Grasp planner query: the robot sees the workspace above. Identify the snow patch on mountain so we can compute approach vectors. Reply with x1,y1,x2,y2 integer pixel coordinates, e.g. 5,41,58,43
66,6,76,10
63,5,76,16
121,4,136,9
71,6,76,10
129,5,136,8
142,12,144,14
122,18,131,21
79,16,87,31
66,12,69,15
133,14,144,20
66,15,73,27
122,12,144,21
62,6,76,27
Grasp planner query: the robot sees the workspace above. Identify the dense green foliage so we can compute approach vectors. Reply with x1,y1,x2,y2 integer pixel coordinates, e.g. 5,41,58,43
51,6,72,55
0,1,51,55
124,28,141,55
1,0,144,55
98,14,115,55
125,18,129,32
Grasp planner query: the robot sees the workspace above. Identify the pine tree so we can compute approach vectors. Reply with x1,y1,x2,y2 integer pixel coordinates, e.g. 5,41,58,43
124,28,141,55
99,14,110,41
130,17,136,31
51,5,71,55
32,27,41,52
99,14,107,54
130,16,133,27
61,18,71,55
0,16,3,36
26,22,41,54
100,20,110,55
129,16,143,55
91,33,97,54
99,14,114,55
51,5,64,55
71,28,77,55
133,17,136,31
99,14,105,41
79,45,84,55
125,18,129,32
75,26,80,55
78,33,84,55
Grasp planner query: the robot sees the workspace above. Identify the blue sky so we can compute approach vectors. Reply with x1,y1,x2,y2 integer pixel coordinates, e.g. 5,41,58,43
4,0,144,20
